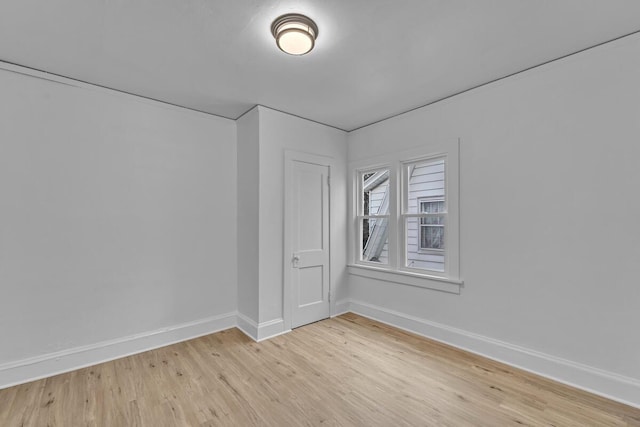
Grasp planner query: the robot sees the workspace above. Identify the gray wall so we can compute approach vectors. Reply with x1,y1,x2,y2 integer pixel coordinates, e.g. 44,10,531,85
348,32,640,390
258,107,348,323
0,67,237,365
236,108,260,324
234,106,348,339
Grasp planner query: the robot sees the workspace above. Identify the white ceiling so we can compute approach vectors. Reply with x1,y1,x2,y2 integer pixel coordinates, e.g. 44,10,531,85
1,1,639,131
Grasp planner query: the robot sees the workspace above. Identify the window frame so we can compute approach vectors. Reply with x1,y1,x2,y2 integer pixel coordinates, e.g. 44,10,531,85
399,155,448,276
348,141,462,294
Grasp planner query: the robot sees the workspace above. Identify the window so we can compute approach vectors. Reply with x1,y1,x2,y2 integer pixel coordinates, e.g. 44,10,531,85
349,142,461,291
402,158,446,273
419,198,445,251
357,168,390,264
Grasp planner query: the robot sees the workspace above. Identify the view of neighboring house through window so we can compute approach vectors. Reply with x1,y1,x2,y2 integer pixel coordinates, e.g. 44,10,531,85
357,159,446,272
360,169,390,264
404,158,446,272
419,198,445,250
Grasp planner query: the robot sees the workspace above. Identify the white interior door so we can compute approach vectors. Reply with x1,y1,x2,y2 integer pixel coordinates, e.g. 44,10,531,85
288,158,330,329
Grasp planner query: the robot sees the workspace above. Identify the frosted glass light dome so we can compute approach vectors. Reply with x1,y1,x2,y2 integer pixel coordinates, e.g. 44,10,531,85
271,14,318,56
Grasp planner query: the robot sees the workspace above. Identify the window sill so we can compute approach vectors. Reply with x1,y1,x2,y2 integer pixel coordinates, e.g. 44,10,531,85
347,264,463,294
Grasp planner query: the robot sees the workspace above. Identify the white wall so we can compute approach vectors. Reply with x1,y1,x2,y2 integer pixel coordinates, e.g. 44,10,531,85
258,107,348,324
347,33,640,405
236,107,260,325
0,66,237,380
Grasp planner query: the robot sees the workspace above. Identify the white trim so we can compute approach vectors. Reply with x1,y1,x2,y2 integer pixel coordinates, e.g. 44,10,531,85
348,300,640,409
237,315,290,342
348,264,462,294
257,318,290,342
236,312,259,341
0,312,236,390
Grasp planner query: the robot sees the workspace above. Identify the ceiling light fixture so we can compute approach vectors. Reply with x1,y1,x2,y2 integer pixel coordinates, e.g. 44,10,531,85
271,13,318,56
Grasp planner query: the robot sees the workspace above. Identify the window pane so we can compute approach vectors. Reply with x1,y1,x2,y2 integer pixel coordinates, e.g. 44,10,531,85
420,225,444,250
406,218,445,272
419,200,445,213
407,160,445,214
361,218,389,264
362,169,390,216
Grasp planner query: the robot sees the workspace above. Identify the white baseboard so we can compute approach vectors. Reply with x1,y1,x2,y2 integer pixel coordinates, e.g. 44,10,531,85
349,300,640,409
236,312,259,341
0,311,236,390
236,313,290,342
256,318,289,342
6,303,636,410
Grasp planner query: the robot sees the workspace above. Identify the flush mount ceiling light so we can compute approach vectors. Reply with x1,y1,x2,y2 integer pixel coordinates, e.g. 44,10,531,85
271,13,318,56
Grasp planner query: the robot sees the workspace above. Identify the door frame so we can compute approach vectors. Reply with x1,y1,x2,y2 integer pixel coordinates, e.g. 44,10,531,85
283,150,336,331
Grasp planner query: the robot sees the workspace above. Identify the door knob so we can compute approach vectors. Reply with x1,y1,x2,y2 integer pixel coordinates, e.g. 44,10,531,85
292,254,300,267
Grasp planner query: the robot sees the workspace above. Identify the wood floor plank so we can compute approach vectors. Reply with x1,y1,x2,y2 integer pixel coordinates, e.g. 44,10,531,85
1,313,638,426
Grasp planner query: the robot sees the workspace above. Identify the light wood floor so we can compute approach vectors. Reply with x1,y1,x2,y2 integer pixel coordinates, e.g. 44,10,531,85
1,313,639,426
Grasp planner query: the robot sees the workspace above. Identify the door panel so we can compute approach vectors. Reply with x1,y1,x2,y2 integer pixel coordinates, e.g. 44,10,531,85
290,160,330,328
296,167,324,250
298,266,324,307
